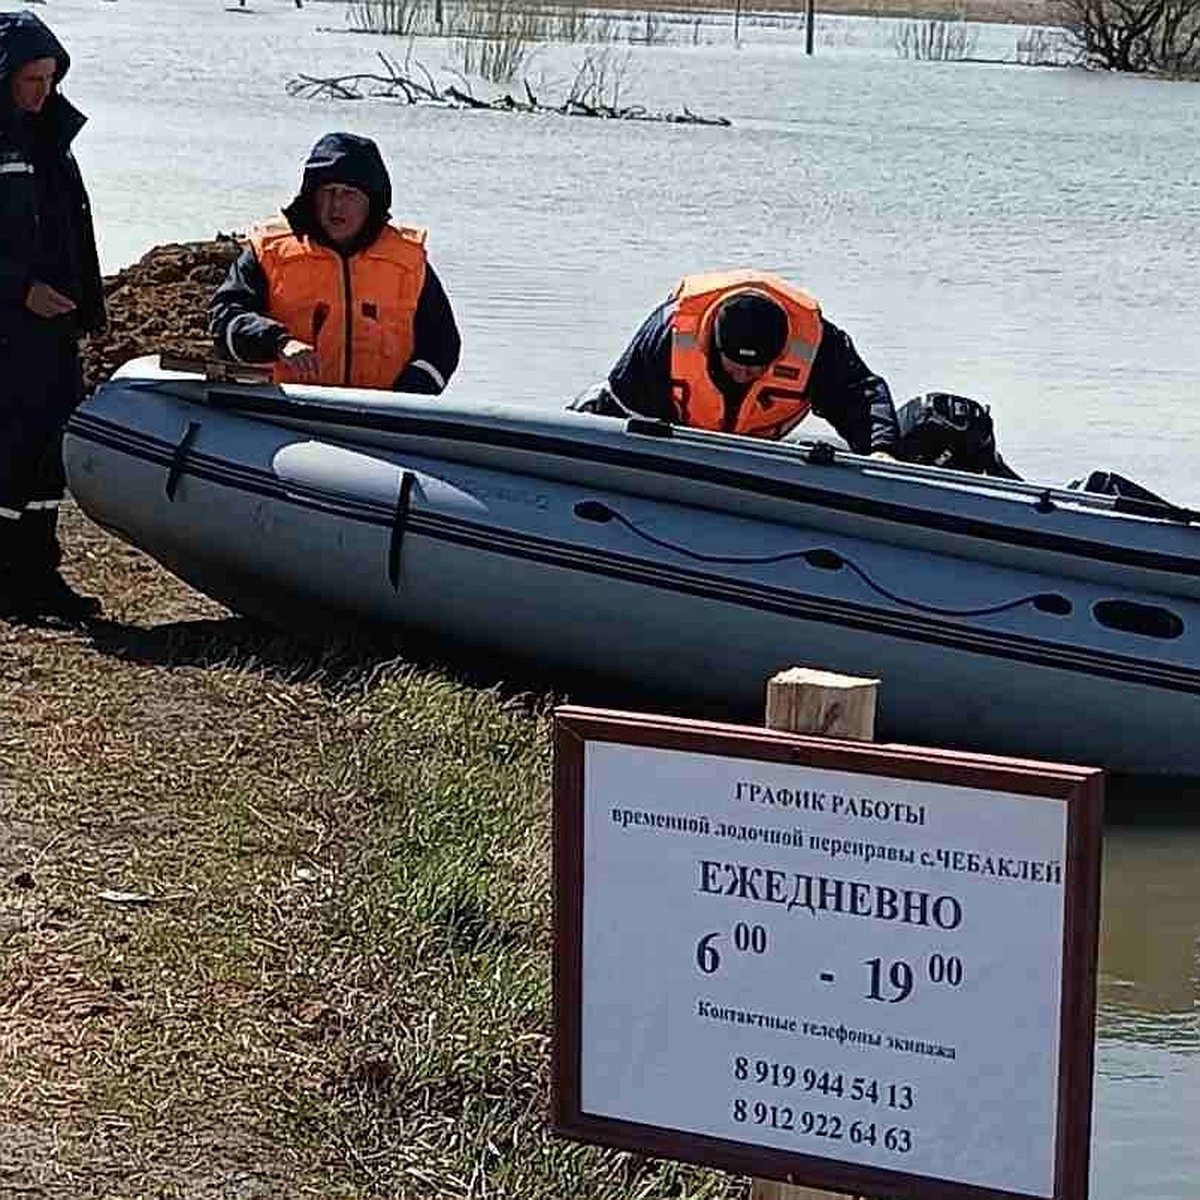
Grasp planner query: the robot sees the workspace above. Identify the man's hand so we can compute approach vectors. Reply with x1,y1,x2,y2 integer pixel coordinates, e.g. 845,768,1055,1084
25,281,77,318
279,338,320,382
869,450,898,462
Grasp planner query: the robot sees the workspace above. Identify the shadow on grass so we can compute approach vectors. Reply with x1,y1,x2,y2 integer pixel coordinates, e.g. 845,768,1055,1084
81,608,758,724
80,610,1200,827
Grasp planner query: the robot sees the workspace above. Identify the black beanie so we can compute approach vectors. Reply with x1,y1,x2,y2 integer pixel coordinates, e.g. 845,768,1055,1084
713,292,789,367
282,131,392,248
296,132,391,208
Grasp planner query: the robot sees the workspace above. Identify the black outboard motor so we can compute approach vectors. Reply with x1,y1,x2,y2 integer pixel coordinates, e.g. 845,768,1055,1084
895,392,1021,479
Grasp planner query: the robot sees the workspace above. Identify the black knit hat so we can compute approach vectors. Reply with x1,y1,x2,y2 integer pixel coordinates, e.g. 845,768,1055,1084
283,131,392,249
713,292,789,367
295,132,391,208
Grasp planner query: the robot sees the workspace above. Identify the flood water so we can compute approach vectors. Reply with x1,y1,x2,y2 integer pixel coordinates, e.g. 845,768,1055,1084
35,0,1200,1192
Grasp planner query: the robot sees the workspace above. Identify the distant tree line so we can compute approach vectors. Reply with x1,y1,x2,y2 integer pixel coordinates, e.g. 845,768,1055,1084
1056,0,1200,72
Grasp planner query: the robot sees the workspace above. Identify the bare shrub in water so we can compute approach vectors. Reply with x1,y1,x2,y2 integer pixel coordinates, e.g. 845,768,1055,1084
347,0,437,35
531,5,660,46
452,0,544,82
1015,24,1079,64
541,0,617,42
630,9,671,44
893,16,979,59
547,1,591,42
567,47,633,108
1054,0,1200,72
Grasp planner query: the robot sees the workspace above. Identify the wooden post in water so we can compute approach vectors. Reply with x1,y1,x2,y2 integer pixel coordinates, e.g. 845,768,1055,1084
805,0,815,54
752,666,880,1200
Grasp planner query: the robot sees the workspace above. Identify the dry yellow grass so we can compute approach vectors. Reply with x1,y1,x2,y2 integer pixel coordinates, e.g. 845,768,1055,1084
1,507,742,1200
0,507,382,1196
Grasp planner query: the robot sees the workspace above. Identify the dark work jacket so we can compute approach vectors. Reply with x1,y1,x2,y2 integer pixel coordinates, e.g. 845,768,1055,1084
605,298,899,454
0,13,104,338
0,11,106,511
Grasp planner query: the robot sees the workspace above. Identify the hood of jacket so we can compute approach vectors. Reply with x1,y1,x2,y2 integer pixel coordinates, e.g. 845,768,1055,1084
0,11,83,145
282,131,393,255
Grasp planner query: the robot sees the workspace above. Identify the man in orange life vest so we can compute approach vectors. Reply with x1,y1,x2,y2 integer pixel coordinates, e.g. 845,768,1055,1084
209,132,460,393
578,271,898,457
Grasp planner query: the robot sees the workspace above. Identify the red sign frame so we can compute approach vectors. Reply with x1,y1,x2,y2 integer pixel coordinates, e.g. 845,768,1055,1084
551,706,1103,1200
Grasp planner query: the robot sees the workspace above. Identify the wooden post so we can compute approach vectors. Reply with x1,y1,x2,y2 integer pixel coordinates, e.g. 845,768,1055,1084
805,0,815,54
754,1183,853,1200
753,666,880,1200
764,667,877,742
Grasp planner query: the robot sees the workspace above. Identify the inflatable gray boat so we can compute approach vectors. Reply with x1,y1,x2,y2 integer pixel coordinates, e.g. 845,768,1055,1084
64,356,1200,776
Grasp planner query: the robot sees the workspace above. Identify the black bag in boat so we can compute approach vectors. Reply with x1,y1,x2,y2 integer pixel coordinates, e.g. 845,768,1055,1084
895,392,1020,479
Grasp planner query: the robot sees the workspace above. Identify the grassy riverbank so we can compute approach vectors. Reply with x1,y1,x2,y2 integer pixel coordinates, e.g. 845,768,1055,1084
1,506,745,1198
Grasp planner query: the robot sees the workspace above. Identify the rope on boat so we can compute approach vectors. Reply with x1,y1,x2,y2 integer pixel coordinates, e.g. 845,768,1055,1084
574,500,1072,620
165,421,201,501
388,470,415,591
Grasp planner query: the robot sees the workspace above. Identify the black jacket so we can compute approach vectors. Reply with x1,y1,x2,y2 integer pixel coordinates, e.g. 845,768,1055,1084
0,12,104,514
606,297,898,454
209,131,460,394
0,10,105,340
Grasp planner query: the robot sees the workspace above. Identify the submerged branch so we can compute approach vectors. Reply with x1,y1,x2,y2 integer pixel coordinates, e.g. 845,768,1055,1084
285,56,730,125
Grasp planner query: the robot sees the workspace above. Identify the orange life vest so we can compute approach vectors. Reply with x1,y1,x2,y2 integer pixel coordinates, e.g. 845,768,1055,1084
669,270,823,438
249,218,428,389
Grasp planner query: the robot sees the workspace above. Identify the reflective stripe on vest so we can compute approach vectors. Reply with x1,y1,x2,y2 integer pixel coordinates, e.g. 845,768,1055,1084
668,271,823,438
250,219,428,389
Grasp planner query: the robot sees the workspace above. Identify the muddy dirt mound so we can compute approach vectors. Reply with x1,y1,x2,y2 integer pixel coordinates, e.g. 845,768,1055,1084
82,236,243,392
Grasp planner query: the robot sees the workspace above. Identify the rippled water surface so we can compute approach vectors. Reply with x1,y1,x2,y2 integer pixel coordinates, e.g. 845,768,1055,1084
38,0,1200,1192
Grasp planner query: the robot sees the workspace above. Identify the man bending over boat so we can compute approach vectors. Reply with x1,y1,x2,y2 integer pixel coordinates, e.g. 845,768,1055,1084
573,270,898,457
209,132,461,393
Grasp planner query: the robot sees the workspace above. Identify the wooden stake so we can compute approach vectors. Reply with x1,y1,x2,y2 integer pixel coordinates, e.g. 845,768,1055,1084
754,666,881,1200
765,667,878,742
753,1183,852,1200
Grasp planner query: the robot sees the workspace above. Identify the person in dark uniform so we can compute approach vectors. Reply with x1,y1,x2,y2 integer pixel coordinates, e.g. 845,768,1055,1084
210,131,460,395
575,270,898,457
0,10,106,622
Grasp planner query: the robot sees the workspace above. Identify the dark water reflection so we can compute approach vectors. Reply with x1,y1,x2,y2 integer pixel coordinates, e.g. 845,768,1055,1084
1098,824,1200,1035
1090,822,1199,1197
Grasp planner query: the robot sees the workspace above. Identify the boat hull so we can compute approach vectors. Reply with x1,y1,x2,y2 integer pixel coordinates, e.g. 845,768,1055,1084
64,360,1200,776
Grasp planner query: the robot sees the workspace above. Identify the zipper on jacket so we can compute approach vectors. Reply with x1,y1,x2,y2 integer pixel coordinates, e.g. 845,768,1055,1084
341,255,353,385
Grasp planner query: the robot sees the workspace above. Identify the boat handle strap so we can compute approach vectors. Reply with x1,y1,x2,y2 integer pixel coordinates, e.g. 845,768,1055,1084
166,421,201,501
388,469,415,591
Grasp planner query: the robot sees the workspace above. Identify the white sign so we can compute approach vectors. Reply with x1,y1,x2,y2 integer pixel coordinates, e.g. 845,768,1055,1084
552,710,1102,1200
